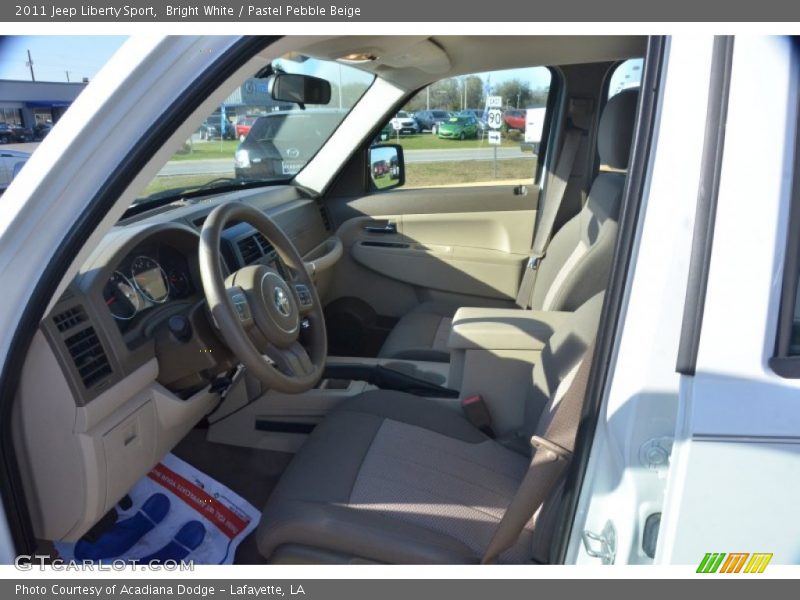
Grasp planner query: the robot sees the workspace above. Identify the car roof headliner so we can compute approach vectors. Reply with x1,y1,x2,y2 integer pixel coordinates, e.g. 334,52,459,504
290,35,648,91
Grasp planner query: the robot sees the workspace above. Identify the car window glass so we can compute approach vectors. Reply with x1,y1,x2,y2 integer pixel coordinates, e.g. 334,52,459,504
379,66,551,189
608,58,643,99
138,54,374,202
0,37,129,193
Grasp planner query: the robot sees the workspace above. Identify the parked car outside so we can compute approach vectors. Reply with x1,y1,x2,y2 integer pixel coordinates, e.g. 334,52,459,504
34,122,53,141
376,121,394,142
502,109,526,131
235,116,258,141
458,109,488,132
199,116,235,140
372,159,390,178
234,109,345,179
0,149,30,193
437,115,480,140
389,111,419,134
0,123,34,143
412,109,451,134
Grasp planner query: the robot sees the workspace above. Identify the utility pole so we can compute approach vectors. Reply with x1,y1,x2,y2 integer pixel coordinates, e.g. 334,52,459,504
65,70,71,82
26,49,36,82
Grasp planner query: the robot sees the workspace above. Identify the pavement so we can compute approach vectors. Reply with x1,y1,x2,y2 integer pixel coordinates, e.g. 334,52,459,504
2,142,39,153
6,141,531,178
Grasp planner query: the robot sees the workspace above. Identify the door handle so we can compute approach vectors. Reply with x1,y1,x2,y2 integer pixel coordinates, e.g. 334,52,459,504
364,222,397,234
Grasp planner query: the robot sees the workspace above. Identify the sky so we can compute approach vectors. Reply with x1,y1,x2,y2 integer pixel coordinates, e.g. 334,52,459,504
0,36,127,82
0,36,641,97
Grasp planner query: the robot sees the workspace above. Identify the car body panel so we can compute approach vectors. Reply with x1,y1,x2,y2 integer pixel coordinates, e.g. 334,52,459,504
0,150,30,192
437,116,479,139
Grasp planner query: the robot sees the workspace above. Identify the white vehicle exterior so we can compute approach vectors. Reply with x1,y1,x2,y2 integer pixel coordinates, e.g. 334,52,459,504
389,110,420,134
0,35,797,566
0,149,30,193
524,107,546,145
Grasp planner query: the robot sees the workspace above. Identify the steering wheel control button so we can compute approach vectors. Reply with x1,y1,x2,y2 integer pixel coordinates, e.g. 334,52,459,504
294,284,313,308
231,293,251,322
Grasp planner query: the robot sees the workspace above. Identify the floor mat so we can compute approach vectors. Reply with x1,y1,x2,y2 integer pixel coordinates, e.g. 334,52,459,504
55,453,260,565
172,428,294,564
172,428,293,509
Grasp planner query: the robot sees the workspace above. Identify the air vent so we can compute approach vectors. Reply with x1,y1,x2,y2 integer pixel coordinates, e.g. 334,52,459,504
64,326,112,390
237,234,263,265
318,203,333,232
253,232,273,254
53,306,87,333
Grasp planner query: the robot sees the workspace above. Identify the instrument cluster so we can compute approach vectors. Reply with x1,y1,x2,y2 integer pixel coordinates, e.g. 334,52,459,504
102,245,194,326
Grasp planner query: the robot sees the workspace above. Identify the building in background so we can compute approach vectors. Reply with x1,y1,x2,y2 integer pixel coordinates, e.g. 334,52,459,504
0,79,87,129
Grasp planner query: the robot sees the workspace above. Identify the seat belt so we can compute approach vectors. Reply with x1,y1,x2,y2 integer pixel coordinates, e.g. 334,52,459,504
481,338,596,564
515,126,584,309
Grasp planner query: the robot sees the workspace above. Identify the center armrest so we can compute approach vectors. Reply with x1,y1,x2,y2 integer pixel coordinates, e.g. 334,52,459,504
448,307,571,351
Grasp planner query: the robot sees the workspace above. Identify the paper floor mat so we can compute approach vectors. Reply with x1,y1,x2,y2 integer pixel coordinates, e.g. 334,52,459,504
55,453,260,565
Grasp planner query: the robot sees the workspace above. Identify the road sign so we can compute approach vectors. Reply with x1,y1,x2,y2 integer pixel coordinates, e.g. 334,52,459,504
488,131,501,145
487,95,502,108
487,108,503,130
392,120,402,130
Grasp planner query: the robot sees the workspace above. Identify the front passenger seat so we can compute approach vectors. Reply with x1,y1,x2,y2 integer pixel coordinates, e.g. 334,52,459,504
256,293,604,564
378,88,638,362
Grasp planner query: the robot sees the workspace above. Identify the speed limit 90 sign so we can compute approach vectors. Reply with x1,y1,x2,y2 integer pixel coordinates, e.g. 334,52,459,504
487,109,502,129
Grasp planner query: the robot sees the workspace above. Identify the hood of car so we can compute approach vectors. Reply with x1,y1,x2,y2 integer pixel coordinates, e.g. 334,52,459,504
439,121,465,131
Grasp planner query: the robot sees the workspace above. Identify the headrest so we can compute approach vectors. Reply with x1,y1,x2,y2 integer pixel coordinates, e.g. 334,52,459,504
598,88,639,170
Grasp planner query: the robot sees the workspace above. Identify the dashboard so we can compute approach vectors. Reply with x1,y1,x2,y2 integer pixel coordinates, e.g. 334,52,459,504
17,184,342,543
41,184,334,404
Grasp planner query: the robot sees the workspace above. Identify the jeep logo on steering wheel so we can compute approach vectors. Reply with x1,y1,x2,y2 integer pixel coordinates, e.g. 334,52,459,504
273,287,291,317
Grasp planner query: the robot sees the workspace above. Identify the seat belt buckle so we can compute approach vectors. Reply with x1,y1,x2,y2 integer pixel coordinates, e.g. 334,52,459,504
530,435,571,462
462,395,495,438
526,255,541,270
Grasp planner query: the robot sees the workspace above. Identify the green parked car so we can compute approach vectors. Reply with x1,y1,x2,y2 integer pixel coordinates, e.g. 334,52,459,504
376,121,394,142
437,115,480,140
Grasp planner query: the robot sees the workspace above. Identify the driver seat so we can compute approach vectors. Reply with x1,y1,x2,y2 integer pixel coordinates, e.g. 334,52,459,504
255,293,603,564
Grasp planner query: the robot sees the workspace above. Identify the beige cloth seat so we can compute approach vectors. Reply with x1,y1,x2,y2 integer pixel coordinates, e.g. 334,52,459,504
378,89,638,362
256,293,604,564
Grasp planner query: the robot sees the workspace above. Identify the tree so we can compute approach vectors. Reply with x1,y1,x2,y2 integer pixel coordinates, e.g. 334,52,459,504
494,78,533,109
402,77,465,113
464,75,484,109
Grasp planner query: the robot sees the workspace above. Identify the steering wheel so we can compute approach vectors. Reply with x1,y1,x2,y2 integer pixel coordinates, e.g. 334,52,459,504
198,202,327,393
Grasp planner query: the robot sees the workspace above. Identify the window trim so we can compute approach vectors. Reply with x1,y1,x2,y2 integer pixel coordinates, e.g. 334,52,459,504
675,36,735,375
768,68,800,378
0,35,279,557
553,35,667,564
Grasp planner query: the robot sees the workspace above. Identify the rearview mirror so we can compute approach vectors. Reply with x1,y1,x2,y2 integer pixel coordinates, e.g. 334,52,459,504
269,73,331,107
369,144,404,191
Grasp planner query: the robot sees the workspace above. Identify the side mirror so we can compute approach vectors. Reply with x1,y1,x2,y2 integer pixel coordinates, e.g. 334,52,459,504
268,73,331,108
369,144,404,191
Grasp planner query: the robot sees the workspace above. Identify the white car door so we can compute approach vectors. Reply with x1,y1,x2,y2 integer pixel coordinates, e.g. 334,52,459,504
657,35,800,568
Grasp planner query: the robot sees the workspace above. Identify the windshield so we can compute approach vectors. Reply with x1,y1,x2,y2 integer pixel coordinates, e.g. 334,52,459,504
137,53,374,204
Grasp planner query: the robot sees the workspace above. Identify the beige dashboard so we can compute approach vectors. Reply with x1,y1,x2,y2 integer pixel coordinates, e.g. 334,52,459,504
12,185,342,542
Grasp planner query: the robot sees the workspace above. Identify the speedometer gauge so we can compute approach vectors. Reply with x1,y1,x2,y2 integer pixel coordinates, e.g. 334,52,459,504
103,271,141,320
131,256,170,303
